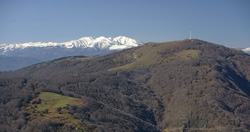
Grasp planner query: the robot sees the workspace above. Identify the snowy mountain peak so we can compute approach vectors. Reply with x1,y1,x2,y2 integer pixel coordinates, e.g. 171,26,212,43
243,47,250,52
0,36,144,54
78,36,93,40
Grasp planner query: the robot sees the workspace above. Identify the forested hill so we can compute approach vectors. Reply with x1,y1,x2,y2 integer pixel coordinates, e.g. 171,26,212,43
0,39,250,132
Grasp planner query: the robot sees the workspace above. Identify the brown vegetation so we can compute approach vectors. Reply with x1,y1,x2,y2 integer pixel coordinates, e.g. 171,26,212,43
0,39,250,132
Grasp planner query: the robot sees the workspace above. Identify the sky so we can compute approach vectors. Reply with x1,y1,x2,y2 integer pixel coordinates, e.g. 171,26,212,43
0,0,250,48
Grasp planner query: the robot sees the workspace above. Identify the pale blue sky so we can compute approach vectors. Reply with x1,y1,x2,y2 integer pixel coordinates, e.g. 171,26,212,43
0,0,249,48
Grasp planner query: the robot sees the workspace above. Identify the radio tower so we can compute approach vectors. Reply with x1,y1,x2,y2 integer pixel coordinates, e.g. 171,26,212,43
189,31,192,40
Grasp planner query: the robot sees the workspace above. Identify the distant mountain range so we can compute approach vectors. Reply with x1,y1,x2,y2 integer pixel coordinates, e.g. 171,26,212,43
0,36,143,71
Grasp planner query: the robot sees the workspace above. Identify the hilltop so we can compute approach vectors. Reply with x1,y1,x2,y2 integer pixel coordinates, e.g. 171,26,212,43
0,39,250,132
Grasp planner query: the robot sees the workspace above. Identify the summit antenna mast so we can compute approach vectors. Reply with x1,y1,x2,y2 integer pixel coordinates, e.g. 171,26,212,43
189,31,192,40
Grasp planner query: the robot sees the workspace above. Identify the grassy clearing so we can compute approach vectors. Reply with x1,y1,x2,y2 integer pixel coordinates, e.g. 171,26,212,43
34,92,76,111
134,44,163,66
26,92,86,131
109,41,200,71
166,50,200,62
109,62,138,71
109,42,175,71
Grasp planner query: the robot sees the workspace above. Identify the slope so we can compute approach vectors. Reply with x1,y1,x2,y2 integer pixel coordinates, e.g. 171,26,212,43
0,39,250,132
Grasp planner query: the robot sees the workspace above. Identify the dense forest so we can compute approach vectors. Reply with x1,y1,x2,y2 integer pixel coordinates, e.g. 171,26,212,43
0,39,250,132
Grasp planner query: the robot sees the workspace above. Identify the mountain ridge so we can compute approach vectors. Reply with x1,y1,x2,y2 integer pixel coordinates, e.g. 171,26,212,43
0,36,143,53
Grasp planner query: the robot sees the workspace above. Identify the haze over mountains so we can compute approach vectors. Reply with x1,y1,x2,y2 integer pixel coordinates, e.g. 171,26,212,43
0,36,143,71
0,39,249,132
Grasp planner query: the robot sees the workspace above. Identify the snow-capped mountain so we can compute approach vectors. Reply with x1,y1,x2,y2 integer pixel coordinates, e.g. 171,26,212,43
242,47,250,54
0,36,143,54
0,36,143,71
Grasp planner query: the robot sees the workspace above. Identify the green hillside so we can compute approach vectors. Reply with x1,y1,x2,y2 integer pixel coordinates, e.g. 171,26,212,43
25,92,86,131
